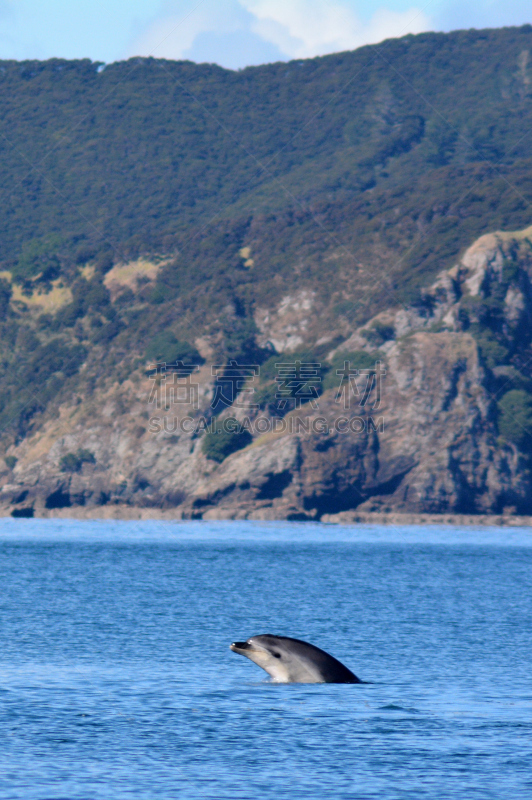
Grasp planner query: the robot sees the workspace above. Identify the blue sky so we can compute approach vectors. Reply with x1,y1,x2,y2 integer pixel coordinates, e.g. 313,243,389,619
0,0,531,69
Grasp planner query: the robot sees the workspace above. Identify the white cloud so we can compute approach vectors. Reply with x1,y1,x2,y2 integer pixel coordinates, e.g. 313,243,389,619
126,5,210,60
242,0,431,58
125,0,253,61
125,0,432,68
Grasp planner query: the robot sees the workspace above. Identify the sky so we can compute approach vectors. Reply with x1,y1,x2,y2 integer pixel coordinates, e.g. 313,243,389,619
0,0,530,69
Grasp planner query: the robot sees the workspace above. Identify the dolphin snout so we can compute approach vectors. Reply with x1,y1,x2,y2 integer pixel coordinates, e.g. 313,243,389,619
230,641,249,651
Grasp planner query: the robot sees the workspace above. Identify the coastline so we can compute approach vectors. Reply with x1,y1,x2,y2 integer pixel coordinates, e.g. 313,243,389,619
1,504,532,528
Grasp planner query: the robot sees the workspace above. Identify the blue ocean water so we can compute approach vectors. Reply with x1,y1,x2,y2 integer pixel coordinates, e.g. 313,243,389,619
0,519,531,799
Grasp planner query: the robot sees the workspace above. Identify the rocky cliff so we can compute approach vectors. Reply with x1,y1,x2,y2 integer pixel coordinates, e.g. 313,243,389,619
3,224,532,520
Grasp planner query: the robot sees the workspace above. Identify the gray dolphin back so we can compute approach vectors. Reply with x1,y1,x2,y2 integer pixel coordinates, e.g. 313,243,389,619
263,634,362,683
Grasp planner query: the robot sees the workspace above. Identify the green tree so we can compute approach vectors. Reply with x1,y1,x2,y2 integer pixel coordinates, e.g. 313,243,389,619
0,279,12,317
59,448,96,473
12,237,63,283
146,332,202,366
498,390,532,451
201,418,252,463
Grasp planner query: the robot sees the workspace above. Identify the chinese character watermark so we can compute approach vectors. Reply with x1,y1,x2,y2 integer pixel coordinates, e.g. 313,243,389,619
334,360,385,410
147,357,387,433
275,360,321,410
147,361,200,410
211,360,259,410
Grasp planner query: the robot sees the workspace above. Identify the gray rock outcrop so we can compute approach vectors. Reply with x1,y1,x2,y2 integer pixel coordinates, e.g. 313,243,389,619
4,226,532,519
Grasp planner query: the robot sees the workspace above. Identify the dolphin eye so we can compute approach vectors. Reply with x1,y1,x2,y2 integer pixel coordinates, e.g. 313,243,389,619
272,652,282,658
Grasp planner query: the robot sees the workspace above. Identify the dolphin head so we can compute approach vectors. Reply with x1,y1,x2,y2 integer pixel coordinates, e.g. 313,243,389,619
230,634,361,683
230,635,295,682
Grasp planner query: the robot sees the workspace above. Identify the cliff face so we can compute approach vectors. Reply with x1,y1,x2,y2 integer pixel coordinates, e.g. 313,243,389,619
4,226,532,520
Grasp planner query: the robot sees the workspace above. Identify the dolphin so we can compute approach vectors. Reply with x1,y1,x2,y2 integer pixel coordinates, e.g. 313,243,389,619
230,634,363,683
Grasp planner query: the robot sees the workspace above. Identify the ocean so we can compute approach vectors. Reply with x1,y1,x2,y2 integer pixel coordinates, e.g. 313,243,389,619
0,519,530,799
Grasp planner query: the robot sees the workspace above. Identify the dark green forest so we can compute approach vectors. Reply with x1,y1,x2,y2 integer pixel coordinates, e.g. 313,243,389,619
1,25,532,442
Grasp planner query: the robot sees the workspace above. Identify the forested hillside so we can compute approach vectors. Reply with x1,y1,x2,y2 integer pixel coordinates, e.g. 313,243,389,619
1,26,532,515
1,25,532,268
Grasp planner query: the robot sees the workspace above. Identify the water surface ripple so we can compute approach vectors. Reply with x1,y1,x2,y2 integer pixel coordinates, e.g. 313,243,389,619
0,519,531,799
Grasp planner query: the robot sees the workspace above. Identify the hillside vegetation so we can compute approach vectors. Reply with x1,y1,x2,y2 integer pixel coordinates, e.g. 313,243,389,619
1,27,532,444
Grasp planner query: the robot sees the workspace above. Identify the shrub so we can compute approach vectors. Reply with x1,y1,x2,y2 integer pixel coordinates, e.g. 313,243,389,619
59,452,81,473
255,383,284,416
362,323,395,346
59,448,96,473
260,353,284,383
0,278,12,318
201,418,252,463
75,244,96,265
91,319,123,344
502,258,520,286
498,390,532,451
250,349,332,415
260,349,329,382
77,448,96,465
146,332,202,366
463,295,505,332
220,316,266,364
475,333,508,369
12,237,62,283
55,299,84,327
149,284,168,304
4,455,17,469
84,278,110,310
94,250,114,274
29,340,87,381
